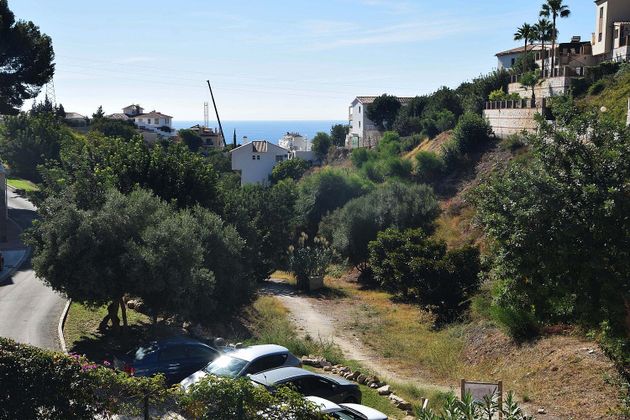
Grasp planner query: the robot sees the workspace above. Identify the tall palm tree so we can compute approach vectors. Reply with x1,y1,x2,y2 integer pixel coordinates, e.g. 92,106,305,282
533,18,554,77
514,23,535,73
540,0,571,76
514,23,534,54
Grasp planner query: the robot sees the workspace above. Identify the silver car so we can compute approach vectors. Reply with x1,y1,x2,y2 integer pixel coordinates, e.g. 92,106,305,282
306,396,388,420
180,344,301,389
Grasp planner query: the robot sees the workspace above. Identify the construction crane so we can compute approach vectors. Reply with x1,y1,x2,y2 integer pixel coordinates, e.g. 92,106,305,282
206,80,226,148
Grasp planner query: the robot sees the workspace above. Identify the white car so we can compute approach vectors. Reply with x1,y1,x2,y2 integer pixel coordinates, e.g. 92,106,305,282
180,344,301,389
307,396,388,420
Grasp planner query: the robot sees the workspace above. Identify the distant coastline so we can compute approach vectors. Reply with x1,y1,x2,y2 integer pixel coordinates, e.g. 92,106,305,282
173,120,346,145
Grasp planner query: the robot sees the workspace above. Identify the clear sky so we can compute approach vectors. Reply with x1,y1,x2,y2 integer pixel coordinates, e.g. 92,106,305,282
10,0,595,121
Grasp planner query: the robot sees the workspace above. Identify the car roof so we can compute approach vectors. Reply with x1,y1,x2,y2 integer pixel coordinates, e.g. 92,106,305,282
226,344,289,362
341,403,388,419
250,367,355,386
306,396,341,414
153,336,212,348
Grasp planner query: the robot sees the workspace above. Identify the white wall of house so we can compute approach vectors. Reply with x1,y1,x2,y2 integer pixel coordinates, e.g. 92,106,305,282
134,116,172,128
347,99,377,148
497,53,521,70
231,141,290,185
593,0,630,58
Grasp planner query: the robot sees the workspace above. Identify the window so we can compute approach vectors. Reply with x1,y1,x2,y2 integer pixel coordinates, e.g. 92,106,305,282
359,106,361,113
245,354,288,375
275,155,285,162
615,29,620,39
599,33,603,42
187,345,217,360
257,155,261,160
358,121,361,128
147,118,152,124
158,346,187,362
600,7,604,19
511,58,516,66
252,155,256,160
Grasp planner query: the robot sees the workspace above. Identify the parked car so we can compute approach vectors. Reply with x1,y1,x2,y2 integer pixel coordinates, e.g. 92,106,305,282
180,344,301,389
306,396,388,419
249,367,361,404
114,337,219,384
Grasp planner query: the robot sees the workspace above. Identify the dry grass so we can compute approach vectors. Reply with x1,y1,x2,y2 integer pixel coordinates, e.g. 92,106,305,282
324,274,623,418
270,270,296,285
403,131,453,160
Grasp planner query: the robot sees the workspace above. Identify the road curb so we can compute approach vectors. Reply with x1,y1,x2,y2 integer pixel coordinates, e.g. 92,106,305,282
57,299,71,354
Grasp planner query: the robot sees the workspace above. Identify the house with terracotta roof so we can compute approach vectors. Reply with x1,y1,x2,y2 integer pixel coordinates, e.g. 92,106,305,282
346,96,414,148
230,140,290,185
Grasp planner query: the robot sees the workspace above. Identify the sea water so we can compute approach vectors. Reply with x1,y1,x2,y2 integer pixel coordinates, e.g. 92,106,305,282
173,120,346,145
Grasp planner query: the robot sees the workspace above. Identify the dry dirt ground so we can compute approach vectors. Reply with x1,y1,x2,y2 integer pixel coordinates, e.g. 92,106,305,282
261,278,624,419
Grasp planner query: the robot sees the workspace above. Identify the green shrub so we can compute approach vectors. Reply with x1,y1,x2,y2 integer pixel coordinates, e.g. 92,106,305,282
351,147,377,168
289,234,333,290
295,167,372,237
369,228,481,322
490,306,540,342
270,158,310,183
320,182,440,269
179,375,323,420
0,337,170,418
417,390,531,420
588,78,608,96
414,151,445,182
499,133,527,152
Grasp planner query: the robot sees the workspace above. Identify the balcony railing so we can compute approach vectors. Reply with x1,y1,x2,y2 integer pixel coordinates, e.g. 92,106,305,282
484,98,547,110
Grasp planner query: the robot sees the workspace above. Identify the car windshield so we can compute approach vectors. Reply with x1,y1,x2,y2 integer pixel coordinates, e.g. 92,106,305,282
204,355,248,378
332,410,365,420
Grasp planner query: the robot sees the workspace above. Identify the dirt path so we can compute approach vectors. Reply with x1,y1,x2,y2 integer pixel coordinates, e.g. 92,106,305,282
260,279,451,394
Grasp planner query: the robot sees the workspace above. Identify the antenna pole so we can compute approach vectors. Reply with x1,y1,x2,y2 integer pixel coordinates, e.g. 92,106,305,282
206,80,225,147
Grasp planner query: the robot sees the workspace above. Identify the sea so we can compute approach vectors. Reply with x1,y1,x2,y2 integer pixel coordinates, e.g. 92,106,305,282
173,120,346,145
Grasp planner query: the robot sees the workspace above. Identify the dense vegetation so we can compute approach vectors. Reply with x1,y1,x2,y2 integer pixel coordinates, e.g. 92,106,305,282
0,337,322,419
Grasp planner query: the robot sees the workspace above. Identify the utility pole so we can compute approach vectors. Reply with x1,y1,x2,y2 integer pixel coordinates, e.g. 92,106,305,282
45,79,56,106
206,80,225,148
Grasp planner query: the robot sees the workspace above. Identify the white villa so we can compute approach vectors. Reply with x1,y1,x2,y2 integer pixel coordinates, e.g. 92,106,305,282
345,96,413,149
485,0,630,138
230,140,290,185
107,104,175,138
279,132,310,152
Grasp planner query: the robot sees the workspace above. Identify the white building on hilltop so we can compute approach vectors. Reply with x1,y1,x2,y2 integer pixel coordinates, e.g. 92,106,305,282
279,132,310,152
230,140,290,185
346,96,414,149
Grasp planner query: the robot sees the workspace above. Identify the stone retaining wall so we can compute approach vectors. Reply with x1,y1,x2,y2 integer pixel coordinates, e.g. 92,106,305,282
483,108,541,139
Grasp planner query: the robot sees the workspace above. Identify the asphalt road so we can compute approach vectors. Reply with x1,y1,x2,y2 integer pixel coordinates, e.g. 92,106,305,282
0,189,67,350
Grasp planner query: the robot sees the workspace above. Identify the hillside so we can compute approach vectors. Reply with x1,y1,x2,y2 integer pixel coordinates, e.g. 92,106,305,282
578,64,630,123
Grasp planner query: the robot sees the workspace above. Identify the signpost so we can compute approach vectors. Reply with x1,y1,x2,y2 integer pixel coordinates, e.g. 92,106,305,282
461,379,503,419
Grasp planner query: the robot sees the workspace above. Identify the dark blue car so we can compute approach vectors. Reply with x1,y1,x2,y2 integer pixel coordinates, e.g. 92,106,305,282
114,337,220,384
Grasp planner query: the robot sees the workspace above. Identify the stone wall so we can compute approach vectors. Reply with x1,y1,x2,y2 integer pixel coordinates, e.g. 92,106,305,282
508,76,572,99
483,107,541,139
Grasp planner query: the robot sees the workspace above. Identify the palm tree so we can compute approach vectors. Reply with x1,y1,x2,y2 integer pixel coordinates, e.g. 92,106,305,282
540,0,571,76
514,23,534,54
533,18,554,77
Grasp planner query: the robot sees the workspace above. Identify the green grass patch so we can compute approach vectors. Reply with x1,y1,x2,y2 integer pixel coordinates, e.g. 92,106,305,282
7,178,39,192
63,301,151,361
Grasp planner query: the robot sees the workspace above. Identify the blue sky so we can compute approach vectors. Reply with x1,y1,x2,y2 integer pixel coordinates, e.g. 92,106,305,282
11,0,595,120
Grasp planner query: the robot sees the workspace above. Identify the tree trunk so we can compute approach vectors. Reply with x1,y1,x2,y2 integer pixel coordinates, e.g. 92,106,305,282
542,39,546,78
551,16,557,76
120,297,128,328
99,300,121,332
